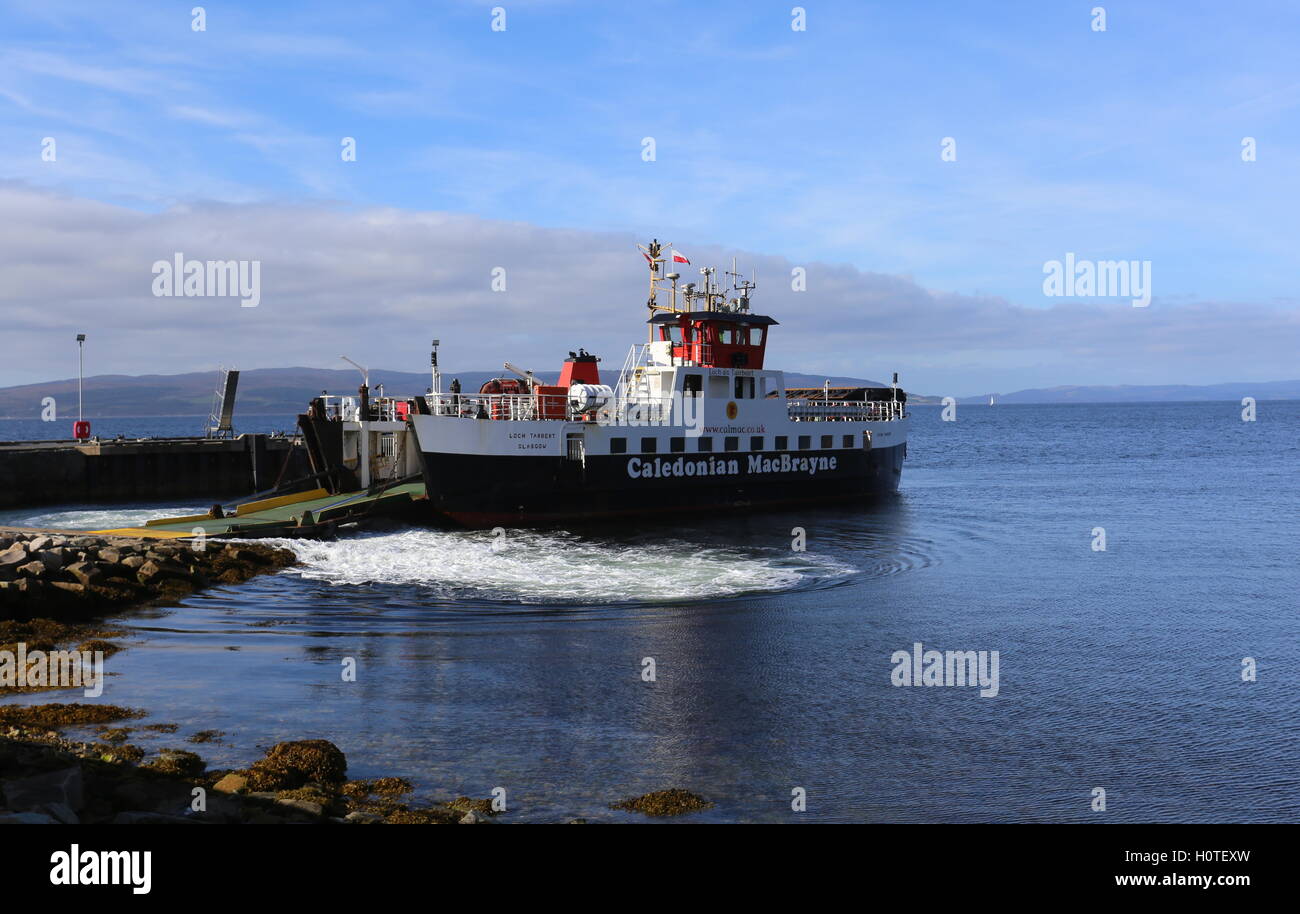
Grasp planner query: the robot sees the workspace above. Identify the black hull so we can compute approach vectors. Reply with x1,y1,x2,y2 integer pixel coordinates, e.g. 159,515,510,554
418,444,904,528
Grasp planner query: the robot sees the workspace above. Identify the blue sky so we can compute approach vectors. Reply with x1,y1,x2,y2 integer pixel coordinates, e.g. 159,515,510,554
1,0,1297,393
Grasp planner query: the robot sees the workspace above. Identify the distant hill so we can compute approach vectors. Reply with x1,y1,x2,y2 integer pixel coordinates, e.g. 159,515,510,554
0,368,1293,417
956,380,1300,405
0,367,890,418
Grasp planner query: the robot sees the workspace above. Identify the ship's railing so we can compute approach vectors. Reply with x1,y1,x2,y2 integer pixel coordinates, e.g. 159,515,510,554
616,342,718,386
614,344,654,399
425,392,680,424
418,392,905,424
427,393,552,421
317,395,409,422
788,399,906,422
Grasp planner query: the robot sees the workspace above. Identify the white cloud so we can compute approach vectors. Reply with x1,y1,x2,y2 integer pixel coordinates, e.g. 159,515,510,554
0,185,1294,395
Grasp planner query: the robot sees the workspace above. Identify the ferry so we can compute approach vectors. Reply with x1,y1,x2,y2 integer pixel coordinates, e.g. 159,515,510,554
400,240,909,528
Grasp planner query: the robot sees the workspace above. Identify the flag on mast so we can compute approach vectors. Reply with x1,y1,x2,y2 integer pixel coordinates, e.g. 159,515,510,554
671,249,690,264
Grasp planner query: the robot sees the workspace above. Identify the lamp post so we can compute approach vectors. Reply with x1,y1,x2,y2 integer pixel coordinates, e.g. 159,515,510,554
430,339,440,396
74,334,89,440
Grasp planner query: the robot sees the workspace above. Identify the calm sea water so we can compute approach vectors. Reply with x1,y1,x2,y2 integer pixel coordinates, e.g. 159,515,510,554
2,403,1297,823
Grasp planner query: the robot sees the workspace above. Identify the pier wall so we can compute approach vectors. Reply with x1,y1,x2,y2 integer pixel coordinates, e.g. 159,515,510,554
0,435,308,508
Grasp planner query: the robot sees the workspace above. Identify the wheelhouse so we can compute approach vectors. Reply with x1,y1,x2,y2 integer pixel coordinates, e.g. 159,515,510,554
649,312,778,369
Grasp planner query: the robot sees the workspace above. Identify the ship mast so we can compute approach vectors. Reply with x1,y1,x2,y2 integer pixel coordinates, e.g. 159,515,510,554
637,239,760,339
638,238,683,342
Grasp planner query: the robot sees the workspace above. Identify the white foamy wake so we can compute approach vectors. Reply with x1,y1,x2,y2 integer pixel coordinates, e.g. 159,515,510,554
270,528,853,604
0,504,205,531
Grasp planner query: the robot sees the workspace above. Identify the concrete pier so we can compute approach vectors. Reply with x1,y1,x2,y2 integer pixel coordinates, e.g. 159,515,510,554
0,435,308,508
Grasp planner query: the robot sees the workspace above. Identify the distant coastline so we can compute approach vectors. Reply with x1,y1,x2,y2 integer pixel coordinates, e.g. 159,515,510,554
1,366,1297,417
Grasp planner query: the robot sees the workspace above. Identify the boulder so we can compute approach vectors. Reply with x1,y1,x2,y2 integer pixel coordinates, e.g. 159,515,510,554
247,740,348,790
0,543,29,568
35,549,65,572
2,766,84,812
274,797,324,817
39,802,80,825
145,749,206,778
98,547,123,564
112,779,185,810
459,809,490,824
0,811,61,824
96,561,134,581
17,560,46,579
63,561,103,587
193,796,244,824
10,578,45,599
137,560,193,584
25,535,52,553
213,773,249,794
344,811,385,824
122,555,146,570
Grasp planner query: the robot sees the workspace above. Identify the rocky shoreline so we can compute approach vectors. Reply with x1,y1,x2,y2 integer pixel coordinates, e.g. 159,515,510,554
0,700,712,823
0,530,295,618
0,532,715,824
0,718,504,825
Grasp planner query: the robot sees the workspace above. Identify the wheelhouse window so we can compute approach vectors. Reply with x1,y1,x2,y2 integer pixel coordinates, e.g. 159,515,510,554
842,435,853,448
682,373,703,395
670,437,686,453
821,435,833,449
724,436,739,452
641,437,657,453
798,435,811,450
697,437,713,452
610,437,627,454
750,436,764,451
775,435,788,449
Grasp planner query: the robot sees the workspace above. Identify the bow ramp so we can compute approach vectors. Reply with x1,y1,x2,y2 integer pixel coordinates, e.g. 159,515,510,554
94,482,427,540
